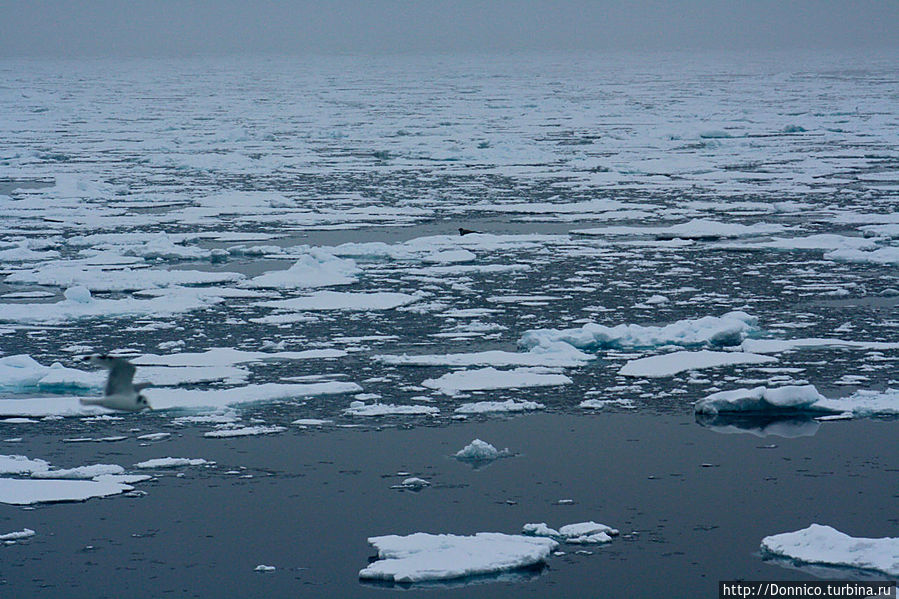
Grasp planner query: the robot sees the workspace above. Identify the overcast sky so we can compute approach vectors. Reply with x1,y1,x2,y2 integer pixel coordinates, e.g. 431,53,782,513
2,0,898,57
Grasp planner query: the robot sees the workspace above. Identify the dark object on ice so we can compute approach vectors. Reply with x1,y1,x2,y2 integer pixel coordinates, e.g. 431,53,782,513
459,228,480,236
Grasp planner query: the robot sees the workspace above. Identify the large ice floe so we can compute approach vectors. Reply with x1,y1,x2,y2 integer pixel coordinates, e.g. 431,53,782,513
572,219,788,240
242,249,360,289
520,311,758,351
256,290,419,312
618,350,776,378
761,524,899,577
374,343,593,369
696,385,899,418
422,367,571,396
358,532,558,584
0,453,148,505
343,401,439,417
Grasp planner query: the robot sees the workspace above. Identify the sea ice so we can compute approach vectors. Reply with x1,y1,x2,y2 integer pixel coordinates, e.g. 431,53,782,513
0,528,35,542
695,385,830,415
0,454,50,475
146,381,362,411
454,439,510,462
520,311,758,351
618,350,776,378
761,524,899,577
374,343,593,369
523,521,619,544
343,402,439,417
454,400,545,414
0,478,136,505
243,249,359,288
358,532,558,583
422,367,571,395
133,457,209,469
573,219,787,239
31,464,125,479
257,291,419,312
203,425,287,438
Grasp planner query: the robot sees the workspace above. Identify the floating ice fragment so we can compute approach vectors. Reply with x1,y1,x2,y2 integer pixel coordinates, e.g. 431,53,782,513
254,565,276,573
359,532,558,583
0,478,136,505
423,367,571,396
32,464,125,479
454,400,544,414
134,457,209,469
203,425,286,438
454,439,510,462
695,385,829,415
0,528,35,542
761,524,899,577
619,350,776,378
344,402,439,417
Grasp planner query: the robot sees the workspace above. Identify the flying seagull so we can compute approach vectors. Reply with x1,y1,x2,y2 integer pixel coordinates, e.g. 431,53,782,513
79,355,151,412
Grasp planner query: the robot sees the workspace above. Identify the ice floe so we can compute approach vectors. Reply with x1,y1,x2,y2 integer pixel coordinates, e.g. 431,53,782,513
204,425,286,438
133,347,346,367
761,524,899,577
523,521,619,544
618,350,776,378
359,532,558,583
520,311,758,352
454,439,510,462
694,385,829,415
243,249,360,289
134,457,209,469
422,367,571,395
31,464,126,479
0,478,137,505
454,400,545,414
375,341,593,368
573,219,788,240
0,528,35,542
257,291,419,312
344,401,439,417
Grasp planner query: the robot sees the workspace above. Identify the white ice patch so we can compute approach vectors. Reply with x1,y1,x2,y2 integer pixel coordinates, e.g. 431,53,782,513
257,291,419,312
422,367,571,396
133,347,346,367
454,400,545,414
146,382,362,411
520,311,757,351
824,247,899,266
203,425,286,438
31,464,125,479
454,439,510,462
374,343,593,369
0,454,50,475
0,478,135,505
618,350,776,378
761,524,899,577
358,532,558,583
523,521,619,544
0,354,100,393
695,385,829,415
0,528,35,542
573,219,788,239
243,249,360,289
817,388,899,417
134,457,209,469
344,402,439,417
6,263,241,291
740,338,899,354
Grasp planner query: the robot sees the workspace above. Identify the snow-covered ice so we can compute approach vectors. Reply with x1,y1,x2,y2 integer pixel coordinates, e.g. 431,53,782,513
358,532,558,583
0,478,137,505
523,521,619,544
134,457,209,469
695,385,830,415
423,367,571,395
454,439,510,462
761,524,899,577
343,401,439,417
618,350,776,378
454,400,545,414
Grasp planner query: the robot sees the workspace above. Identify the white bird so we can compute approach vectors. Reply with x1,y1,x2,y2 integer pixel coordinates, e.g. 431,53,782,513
79,355,151,412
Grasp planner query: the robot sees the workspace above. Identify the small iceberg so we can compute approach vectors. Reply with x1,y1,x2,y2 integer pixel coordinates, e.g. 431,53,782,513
520,311,758,352
423,367,571,396
523,521,619,544
761,524,899,577
359,532,558,583
695,385,830,415
454,439,511,464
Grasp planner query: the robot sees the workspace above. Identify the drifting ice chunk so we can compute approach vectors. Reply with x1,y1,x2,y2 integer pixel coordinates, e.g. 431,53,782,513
454,439,510,462
761,524,899,577
146,382,362,411
244,249,360,288
573,219,787,239
134,457,209,469
258,291,419,311
0,455,50,475
454,400,544,414
695,385,829,415
816,388,899,416
524,521,619,544
520,311,758,351
31,464,125,479
0,478,135,505
0,354,101,393
374,343,593,368
0,528,35,542
825,247,899,266
359,532,558,583
618,350,776,377
344,402,439,417
204,425,286,438
423,367,571,396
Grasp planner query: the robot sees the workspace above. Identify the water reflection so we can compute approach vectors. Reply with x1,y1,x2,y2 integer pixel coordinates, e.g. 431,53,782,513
695,412,821,438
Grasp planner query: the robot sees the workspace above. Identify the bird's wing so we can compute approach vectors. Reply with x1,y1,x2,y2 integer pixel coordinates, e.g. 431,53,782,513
105,358,136,396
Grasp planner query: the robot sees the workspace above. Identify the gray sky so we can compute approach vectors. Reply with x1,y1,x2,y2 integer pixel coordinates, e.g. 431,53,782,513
2,0,898,57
